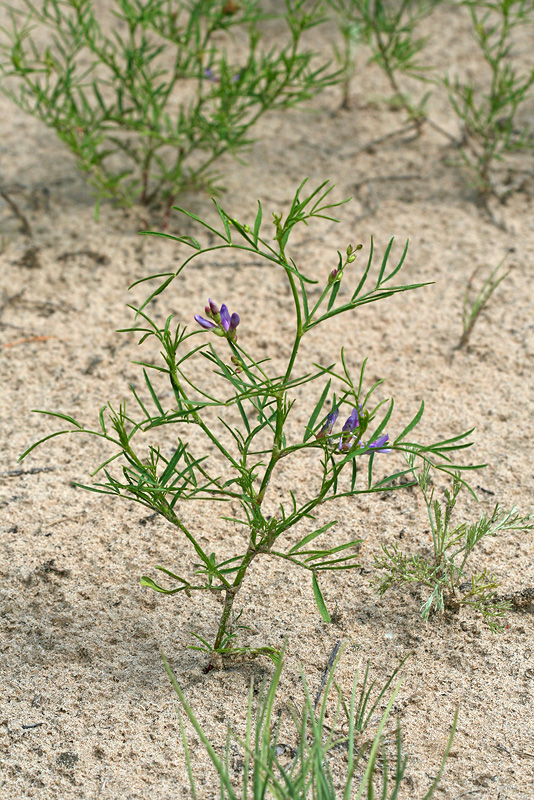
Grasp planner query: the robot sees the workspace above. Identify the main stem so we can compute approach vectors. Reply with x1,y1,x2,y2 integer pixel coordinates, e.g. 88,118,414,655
212,546,259,651
211,396,287,652
211,218,306,655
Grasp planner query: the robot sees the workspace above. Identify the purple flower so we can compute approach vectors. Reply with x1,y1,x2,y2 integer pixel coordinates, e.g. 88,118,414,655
358,434,392,455
195,315,217,330
220,304,231,332
208,298,219,316
195,299,240,341
316,407,339,440
314,404,391,456
204,68,220,83
338,406,360,451
204,68,242,84
342,407,359,432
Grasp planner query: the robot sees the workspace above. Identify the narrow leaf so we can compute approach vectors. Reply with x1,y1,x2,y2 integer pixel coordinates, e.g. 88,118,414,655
370,398,394,441
367,451,376,490
19,429,77,461
351,459,358,492
144,369,164,415
253,199,263,245
140,576,182,594
312,572,331,622
289,520,337,553
394,400,424,444
160,443,185,487
212,199,232,243
383,238,409,285
236,398,251,435
376,238,395,287
351,237,374,300
304,379,331,442
327,279,341,311
139,275,175,311
32,409,83,428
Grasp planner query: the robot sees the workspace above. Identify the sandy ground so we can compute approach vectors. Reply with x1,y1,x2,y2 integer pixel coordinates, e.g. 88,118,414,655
1,2,534,798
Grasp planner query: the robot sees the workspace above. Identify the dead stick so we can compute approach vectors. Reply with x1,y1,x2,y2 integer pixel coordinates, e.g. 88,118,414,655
314,640,342,710
0,190,32,237
2,467,56,477
358,122,418,152
2,336,55,348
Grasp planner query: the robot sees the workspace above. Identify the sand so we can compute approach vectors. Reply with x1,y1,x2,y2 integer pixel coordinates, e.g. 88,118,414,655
1,2,534,798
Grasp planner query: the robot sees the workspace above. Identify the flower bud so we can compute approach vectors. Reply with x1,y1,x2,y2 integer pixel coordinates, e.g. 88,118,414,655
223,0,239,14
346,243,362,262
196,300,240,342
316,408,339,439
231,356,242,372
220,304,231,332
328,268,339,285
358,408,370,436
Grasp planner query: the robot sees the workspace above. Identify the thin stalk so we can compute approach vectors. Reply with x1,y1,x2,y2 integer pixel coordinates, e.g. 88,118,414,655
140,147,155,206
168,360,242,471
117,432,232,587
278,251,303,385
212,590,238,652
373,0,426,128
255,394,285,506
212,545,258,650
419,481,439,558
157,498,233,588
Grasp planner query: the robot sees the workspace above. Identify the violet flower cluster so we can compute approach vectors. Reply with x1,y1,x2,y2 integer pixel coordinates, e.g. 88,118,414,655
316,406,392,455
204,68,242,83
195,299,240,342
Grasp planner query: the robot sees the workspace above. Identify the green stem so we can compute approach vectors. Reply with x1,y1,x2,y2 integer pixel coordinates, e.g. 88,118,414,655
168,361,241,471
159,500,232,590
276,241,303,385
419,481,439,558
212,545,258,651
119,430,233,588
248,223,309,508
255,394,285,506
212,590,237,652
373,3,424,127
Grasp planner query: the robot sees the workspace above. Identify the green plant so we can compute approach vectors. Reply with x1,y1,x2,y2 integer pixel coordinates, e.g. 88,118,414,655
0,0,339,220
20,179,481,664
327,0,364,109
457,249,512,348
443,0,534,198
373,456,534,630
164,644,459,798
328,0,439,125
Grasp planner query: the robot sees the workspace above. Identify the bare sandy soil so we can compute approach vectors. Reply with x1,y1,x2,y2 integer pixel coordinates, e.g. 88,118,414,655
1,3,534,798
